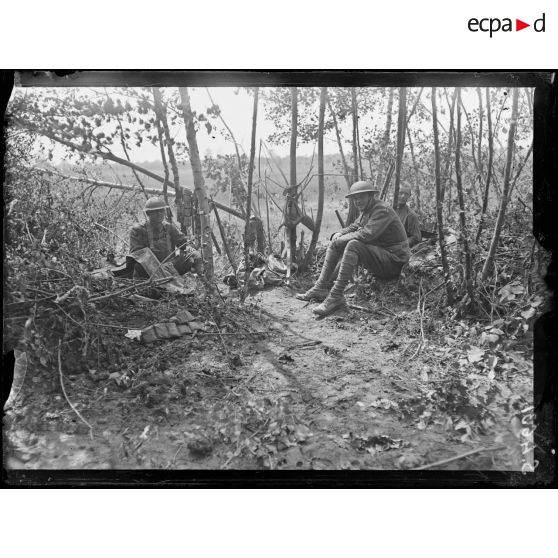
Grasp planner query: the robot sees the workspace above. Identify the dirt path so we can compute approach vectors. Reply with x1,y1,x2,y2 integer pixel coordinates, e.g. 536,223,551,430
225,287,497,470
4,284,528,472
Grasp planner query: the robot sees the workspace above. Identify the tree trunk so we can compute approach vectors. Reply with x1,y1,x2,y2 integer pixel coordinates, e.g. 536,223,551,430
431,87,455,305
381,87,395,180
347,88,360,224
212,202,236,273
152,87,173,220
178,87,214,279
153,87,192,232
287,87,298,269
405,88,424,128
242,88,259,296
302,87,327,270
114,111,148,199
265,182,272,253
476,87,484,191
327,96,352,189
328,95,357,223
383,88,395,144
481,88,519,282
455,88,475,303
475,87,494,244
392,87,407,208
351,88,361,181
441,88,458,206
205,88,259,219
406,126,422,216
459,96,480,176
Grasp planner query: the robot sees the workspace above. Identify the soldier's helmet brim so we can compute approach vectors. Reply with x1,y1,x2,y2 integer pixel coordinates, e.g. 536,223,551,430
144,196,169,211
345,181,380,198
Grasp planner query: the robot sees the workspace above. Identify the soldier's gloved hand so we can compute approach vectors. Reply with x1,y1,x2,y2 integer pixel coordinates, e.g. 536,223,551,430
330,232,343,241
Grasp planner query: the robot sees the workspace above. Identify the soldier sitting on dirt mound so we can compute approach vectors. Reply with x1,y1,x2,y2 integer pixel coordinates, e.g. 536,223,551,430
296,181,411,317
129,197,213,290
395,183,422,248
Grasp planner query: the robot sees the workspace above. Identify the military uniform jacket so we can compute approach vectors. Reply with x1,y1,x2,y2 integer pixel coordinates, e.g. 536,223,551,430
129,221,188,263
338,200,410,264
396,204,422,247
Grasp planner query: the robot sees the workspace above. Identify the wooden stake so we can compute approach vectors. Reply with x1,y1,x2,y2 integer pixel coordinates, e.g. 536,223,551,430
335,210,346,228
212,201,236,274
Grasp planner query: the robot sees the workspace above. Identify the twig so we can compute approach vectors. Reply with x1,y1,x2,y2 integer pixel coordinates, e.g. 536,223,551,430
418,278,426,347
347,303,392,318
414,445,506,470
94,222,129,247
393,372,428,393
195,331,268,336
58,340,93,438
210,310,231,363
408,280,427,361
167,443,185,468
285,340,322,351
424,281,444,297
89,276,174,303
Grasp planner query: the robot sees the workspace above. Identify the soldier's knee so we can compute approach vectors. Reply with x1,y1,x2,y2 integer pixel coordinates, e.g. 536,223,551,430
345,239,365,259
327,243,342,255
345,239,363,252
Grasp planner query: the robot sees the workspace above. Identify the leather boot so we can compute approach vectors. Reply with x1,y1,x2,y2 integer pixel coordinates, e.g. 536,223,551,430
297,246,340,302
312,294,347,316
295,286,330,302
313,249,357,315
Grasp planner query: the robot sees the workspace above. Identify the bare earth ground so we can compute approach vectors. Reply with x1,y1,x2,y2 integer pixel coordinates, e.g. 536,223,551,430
4,278,533,472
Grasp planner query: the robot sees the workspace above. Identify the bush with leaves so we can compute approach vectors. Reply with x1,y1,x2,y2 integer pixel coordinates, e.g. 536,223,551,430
4,133,143,361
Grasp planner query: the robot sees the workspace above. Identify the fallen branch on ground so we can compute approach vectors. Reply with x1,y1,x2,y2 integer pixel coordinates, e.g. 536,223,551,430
285,340,322,351
409,278,427,359
414,445,506,470
347,303,393,318
58,339,93,438
88,276,175,303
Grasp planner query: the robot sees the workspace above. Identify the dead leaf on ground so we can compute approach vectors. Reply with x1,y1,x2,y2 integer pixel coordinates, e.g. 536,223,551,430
352,434,403,452
125,329,142,341
467,346,485,363
278,353,294,363
397,453,424,469
293,424,313,442
371,398,399,410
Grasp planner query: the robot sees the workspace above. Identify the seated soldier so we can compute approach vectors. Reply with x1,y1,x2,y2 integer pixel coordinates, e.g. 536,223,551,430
129,196,206,282
296,181,411,317
395,183,422,248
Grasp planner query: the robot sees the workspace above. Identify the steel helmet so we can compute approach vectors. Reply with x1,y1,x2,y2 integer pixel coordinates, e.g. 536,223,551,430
345,181,379,198
144,197,169,212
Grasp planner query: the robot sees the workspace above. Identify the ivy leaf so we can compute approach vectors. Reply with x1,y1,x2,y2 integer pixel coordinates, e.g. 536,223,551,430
521,307,536,320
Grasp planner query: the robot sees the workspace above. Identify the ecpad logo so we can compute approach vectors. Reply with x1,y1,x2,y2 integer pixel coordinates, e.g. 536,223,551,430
468,13,546,37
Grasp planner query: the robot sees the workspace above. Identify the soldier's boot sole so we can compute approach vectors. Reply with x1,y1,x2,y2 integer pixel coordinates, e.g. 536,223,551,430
312,296,347,317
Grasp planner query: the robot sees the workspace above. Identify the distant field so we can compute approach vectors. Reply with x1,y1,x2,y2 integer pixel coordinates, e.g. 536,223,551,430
56,156,360,256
